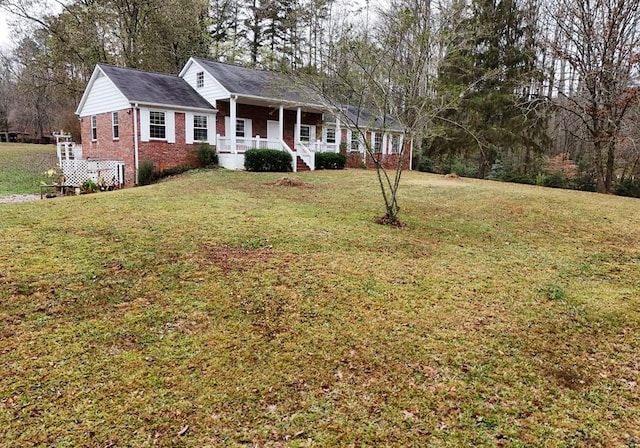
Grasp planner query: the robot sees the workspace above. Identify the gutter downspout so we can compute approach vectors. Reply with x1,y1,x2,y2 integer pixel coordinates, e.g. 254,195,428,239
133,104,139,185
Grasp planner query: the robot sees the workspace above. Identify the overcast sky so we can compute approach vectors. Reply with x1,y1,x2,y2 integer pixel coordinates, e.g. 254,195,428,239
0,10,11,49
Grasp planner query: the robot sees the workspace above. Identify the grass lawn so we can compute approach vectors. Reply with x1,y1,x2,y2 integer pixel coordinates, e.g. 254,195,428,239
0,143,59,195
1,168,639,447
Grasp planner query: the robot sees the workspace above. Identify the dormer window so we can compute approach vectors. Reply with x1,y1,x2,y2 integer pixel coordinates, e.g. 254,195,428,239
196,71,204,88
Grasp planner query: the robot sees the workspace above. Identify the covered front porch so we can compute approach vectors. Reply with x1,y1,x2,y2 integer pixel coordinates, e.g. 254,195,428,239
214,97,342,172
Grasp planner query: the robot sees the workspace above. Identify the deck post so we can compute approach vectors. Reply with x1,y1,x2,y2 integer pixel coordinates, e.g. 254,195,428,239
230,95,237,154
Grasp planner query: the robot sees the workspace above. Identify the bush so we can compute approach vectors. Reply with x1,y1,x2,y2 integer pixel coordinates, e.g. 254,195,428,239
543,172,569,189
315,152,346,169
138,160,156,186
570,174,597,192
614,177,640,198
441,158,478,178
158,165,192,179
245,149,292,172
82,179,98,193
417,157,434,173
196,143,218,168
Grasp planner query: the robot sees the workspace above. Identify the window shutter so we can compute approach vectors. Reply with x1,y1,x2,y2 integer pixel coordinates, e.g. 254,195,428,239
166,111,175,143
244,119,252,139
310,125,316,142
185,112,194,144
140,109,150,142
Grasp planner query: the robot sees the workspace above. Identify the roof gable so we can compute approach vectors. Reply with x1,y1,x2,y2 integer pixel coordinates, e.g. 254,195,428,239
191,58,322,106
94,64,214,111
75,66,129,116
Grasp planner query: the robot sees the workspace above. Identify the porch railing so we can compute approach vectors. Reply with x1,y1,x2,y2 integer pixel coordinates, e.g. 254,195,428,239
305,142,340,153
216,135,286,153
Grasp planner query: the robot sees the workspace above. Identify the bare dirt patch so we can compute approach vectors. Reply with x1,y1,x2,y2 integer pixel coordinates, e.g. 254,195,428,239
270,177,312,188
200,243,274,273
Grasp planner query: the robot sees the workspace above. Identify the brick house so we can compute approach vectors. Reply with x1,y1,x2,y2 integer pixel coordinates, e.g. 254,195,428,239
75,58,413,185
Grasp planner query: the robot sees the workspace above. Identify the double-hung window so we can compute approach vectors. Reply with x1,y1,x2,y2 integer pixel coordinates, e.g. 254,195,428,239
326,127,336,144
390,135,400,154
373,133,383,153
196,71,204,88
299,125,311,142
112,112,119,139
350,131,361,152
194,115,208,141
91,115,97,141
150,111,166,139
235,119,246,138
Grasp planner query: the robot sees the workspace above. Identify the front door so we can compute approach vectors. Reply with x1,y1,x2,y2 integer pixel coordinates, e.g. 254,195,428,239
267,120,280,143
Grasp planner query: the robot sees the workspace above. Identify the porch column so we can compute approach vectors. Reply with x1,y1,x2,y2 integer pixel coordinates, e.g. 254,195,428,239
336,117,341,152
279,105,284,142
230,95,237,153
296,107,302,149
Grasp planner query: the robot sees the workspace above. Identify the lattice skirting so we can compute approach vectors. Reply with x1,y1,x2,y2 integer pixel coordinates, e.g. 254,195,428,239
60,159,125,187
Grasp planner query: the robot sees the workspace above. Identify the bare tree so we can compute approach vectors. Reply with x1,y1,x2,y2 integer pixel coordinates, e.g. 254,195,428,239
309,0,440,225
547,0,640,193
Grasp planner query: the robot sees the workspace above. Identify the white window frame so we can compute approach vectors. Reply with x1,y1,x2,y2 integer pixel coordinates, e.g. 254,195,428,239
149,111,166,140
112,112,119,140
325,127,336,144
193,115,208,142
91,115,97,141
236,119,246,138
349,130,362,152
299,125,311,142
390,134,401,154
196,71,204,89
373,132,383,153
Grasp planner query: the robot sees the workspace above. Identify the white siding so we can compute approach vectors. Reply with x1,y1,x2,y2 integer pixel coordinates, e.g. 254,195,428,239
79,72,129,116
181,61,229,105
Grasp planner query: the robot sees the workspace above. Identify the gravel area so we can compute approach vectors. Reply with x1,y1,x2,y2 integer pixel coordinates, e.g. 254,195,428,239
0,194,42,203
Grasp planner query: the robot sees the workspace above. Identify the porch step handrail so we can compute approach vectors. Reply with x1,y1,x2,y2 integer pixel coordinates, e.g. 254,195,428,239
296,141,315,171
280,139,298,172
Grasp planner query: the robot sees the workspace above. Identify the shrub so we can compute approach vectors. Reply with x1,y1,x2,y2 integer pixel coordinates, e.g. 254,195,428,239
614,177,640,198
570,174,597,192
82,179,98,193
315,152,346,169
138,160,156,186
245,149,292,172
543,172,569,189
441,158,478,178
158,165,192,179
196,143,218,168
417,157,434,173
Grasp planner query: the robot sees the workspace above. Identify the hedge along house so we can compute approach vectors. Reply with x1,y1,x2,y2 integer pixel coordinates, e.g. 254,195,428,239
75,58,413,184
75,64,217,185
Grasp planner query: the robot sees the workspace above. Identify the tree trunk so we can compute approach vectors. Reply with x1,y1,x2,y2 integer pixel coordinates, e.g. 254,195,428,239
605,141,616,193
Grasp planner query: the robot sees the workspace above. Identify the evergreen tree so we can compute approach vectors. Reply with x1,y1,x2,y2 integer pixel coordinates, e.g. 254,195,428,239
435,0,546,178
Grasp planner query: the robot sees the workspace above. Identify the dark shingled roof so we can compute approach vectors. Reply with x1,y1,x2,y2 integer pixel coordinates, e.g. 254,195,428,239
192,58,322,106
339,105,403,131
98,64,214,110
